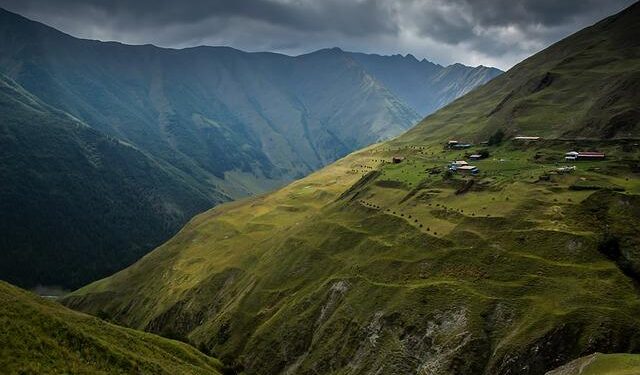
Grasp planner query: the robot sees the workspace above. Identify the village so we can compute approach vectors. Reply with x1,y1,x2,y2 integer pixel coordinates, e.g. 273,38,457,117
340,133,640,241
388,136,609,178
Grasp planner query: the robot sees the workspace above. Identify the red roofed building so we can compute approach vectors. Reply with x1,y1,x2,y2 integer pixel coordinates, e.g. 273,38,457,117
577,152,605,159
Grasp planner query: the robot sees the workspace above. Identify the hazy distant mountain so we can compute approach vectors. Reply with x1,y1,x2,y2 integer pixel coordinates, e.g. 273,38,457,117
347,51,502,115
0,8,500,289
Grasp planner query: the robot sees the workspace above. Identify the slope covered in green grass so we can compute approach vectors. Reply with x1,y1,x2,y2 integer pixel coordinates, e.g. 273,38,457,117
65,3,640,375
0,281,222,374
399,0,640,143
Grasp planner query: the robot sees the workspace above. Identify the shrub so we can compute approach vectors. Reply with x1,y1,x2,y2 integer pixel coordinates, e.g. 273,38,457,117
488,129,505,146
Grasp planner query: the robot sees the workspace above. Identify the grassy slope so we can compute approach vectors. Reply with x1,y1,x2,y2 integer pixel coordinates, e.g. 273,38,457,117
398,1,639,143
0,281,222,374
546,353,640,375
65,3,640,375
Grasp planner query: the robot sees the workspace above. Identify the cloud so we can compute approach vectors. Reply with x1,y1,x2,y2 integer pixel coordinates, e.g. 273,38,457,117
0,0,634,69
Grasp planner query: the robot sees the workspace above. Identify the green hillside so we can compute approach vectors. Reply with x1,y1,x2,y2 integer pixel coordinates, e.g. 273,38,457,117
65,3,640,375
546,353,640,375
0,280,222,374
399,0,639,143
0,8,499,289
0,73,215,289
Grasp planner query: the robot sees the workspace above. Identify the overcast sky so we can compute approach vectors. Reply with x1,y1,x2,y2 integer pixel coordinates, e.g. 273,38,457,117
0,0,635,70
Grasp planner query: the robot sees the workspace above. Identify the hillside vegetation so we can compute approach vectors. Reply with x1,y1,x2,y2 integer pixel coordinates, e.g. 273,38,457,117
65,3,640,375
0,8,499,289
399,0,640,143
0,281,222,374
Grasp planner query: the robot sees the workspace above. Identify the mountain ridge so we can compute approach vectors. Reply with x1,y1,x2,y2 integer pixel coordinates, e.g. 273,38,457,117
0,7,501,289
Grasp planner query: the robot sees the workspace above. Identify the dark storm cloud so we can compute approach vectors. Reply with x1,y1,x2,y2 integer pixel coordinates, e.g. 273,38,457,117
0,0,397,36
409,0,631,43
0,0,635,69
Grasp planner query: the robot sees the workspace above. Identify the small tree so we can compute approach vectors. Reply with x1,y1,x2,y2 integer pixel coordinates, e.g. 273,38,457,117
478,149,490,159
488,129,505,146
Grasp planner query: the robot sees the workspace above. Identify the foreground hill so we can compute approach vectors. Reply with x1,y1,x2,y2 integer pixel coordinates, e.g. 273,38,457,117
0,281,222,374
0,7,499,289
65,3,640,375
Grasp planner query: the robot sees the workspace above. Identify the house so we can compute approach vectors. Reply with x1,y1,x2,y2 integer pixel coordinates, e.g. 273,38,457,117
577,151,605,160
455,165,479,175
565,151,579,161
452,143,472,149
447,140,459,146
469,154,483,160
392,156,405,164
449,160,468,169
513,136,541,141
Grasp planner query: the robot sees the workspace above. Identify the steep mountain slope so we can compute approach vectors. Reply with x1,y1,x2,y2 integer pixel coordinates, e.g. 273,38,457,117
0,8,500,290
0,73,217,289
347,52,502,115
0,281,222,374
65,3,640,375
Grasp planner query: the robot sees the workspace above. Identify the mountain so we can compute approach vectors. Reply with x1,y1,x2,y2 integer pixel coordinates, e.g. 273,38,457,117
0,73,215,289
0,8,499,290
347,52,502,115
64,3,640,375
0,280,223,374
0,7,500,198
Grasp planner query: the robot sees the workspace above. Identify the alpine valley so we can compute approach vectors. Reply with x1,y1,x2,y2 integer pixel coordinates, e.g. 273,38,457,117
0,8,500,289
62,2,640,375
